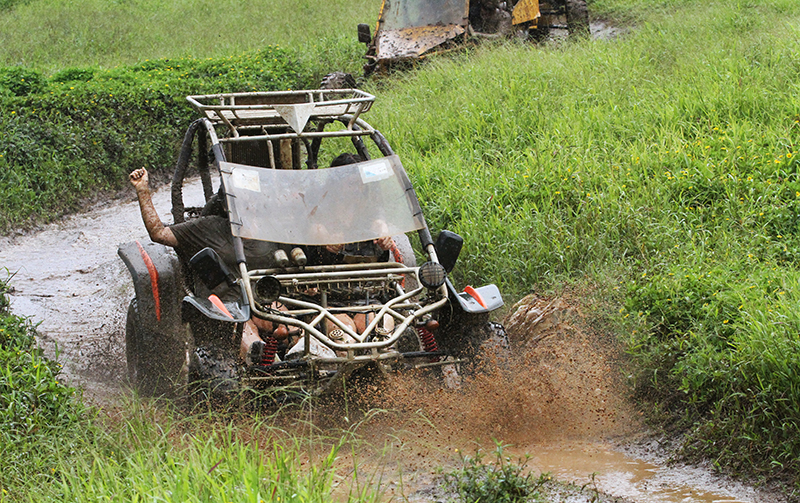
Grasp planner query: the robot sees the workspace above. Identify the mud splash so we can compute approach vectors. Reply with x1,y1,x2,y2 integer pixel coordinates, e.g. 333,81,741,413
321,296,777,502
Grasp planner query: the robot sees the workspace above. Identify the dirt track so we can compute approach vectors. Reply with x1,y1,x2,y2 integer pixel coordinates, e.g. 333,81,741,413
0,180,786,502
0,181,205,399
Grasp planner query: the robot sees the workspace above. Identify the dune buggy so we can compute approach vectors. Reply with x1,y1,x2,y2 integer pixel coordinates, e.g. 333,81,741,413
119,88,504,399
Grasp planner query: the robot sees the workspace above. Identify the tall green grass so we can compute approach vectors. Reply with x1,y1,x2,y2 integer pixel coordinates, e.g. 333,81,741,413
48,404,359,503
3,396,383,502
367,0,800,486
0,272,86,500
0,0,380,78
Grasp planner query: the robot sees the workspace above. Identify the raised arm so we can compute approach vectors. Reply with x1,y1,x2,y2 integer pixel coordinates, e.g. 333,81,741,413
129,168,178,248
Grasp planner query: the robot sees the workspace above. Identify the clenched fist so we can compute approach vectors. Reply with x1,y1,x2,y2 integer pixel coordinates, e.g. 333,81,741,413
129,167,149,192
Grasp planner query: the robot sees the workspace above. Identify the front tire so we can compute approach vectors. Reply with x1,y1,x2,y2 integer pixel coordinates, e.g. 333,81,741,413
436,309,509,361
125,299,141,385
188,346,240,404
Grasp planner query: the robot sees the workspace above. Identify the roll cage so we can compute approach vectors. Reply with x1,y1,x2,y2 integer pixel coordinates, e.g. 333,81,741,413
180,89,467,368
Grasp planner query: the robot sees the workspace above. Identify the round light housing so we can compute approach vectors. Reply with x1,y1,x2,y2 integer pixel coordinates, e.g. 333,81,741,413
254,275,282,305
418,261,447,290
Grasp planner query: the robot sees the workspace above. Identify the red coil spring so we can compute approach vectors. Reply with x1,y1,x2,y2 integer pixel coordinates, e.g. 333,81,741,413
261,336,278,366
416,326,440,362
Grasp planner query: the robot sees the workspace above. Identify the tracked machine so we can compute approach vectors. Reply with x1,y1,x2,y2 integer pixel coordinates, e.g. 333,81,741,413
358,0,590,75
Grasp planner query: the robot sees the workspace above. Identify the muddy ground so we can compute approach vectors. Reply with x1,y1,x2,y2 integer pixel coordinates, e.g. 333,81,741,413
0,175,787,502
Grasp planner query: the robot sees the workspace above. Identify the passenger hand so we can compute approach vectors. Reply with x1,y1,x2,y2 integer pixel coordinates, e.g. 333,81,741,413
326,243,344,253
374,236,393,250
129,168,149,191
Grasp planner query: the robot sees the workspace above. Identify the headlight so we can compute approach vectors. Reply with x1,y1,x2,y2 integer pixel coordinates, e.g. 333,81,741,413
418,261,447,290
254,275,282,305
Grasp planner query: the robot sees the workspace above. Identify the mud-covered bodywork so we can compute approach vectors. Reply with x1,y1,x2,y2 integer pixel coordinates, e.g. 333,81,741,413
120,88,505,399
360,0,588,74
118,241,190,396
367,0,470,64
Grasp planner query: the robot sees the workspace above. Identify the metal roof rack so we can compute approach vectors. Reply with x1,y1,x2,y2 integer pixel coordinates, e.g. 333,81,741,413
186,89,375,138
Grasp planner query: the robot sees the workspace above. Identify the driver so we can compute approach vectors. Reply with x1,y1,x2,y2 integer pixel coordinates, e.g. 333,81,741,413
305,153,393,266
128,167,286,366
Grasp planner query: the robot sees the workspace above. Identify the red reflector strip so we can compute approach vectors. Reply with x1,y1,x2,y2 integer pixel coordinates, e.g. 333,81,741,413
135,241,161,322
389,241,404,264
463,285,487,309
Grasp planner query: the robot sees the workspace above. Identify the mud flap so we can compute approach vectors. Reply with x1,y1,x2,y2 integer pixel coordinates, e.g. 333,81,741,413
446,278,503,314
119,240,190,396
181,289,250,324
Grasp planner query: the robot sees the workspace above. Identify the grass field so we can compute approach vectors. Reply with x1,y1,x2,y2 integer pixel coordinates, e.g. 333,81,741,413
2,0,800,497
0,0,380,75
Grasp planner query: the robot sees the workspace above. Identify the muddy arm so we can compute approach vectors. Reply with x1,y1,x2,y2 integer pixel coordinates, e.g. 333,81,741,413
129,168,178,247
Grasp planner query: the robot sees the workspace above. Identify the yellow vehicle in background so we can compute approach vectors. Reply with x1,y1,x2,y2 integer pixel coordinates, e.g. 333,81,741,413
358,0,590,74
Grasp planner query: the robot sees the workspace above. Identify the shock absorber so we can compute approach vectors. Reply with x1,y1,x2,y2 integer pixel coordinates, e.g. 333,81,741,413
416,321,440,362
261,336,278,366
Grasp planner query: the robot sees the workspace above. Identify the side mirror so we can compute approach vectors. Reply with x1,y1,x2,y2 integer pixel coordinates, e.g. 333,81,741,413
357,23,372,44
435,230,463,273
190,247,235,290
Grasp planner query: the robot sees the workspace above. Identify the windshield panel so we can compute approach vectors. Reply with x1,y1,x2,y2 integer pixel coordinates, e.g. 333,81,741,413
221,155,425,245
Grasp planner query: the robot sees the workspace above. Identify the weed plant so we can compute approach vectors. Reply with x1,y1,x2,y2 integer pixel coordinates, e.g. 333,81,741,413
443,441,546,503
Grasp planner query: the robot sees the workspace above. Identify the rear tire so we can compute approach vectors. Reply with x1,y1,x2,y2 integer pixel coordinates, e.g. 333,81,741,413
126,298,175,395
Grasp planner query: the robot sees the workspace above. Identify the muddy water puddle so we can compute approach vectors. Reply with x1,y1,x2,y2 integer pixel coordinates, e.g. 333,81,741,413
335,429,762,502
511,441,754,503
